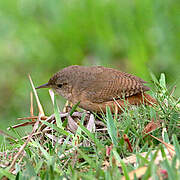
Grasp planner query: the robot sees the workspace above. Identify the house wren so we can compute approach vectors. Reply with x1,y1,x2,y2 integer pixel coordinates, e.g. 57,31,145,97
36,65,156,113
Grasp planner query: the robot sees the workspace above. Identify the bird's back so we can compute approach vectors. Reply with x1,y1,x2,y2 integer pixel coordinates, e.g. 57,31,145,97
66,66,150,103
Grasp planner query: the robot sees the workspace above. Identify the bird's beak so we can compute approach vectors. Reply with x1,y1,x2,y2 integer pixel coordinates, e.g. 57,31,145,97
35,83,49,89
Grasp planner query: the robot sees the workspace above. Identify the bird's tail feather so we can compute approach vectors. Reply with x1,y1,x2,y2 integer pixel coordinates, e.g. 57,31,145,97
143,93,157,106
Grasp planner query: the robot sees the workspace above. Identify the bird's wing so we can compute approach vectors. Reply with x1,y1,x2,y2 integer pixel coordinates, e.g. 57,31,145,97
79,66,150,103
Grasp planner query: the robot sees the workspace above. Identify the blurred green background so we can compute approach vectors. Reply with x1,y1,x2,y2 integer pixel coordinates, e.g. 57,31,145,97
0,0,179,139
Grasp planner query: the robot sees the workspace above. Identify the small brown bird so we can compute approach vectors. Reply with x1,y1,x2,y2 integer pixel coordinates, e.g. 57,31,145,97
36,65,156,113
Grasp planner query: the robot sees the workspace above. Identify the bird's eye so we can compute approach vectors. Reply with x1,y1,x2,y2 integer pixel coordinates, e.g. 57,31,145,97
57,84,63,88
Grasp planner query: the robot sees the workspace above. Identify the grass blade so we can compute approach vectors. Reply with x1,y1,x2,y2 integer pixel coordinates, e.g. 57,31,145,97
40,120,73,137
121,160,130,180
70,101,80,116
172,134,180,160
54,95,63,128
106,106,118,146
78,123,103,149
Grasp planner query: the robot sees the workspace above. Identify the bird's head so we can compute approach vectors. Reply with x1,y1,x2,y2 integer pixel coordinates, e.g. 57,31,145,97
36,68,74,100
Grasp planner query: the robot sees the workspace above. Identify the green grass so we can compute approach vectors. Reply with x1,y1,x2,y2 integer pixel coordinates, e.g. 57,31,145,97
0,74,179,179
0,0,179,178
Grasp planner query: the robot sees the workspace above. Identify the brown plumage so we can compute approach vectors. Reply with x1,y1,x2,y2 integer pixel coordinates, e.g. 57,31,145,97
36,65,157,113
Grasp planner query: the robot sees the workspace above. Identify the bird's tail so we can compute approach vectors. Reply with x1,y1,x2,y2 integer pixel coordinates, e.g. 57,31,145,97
143,93,157,106
127,93,157,106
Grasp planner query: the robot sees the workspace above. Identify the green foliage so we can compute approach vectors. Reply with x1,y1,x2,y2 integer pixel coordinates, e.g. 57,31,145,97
106,106,118,146
53,95,63,128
